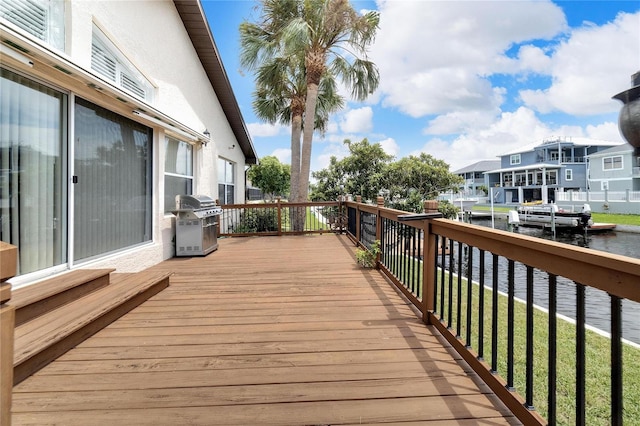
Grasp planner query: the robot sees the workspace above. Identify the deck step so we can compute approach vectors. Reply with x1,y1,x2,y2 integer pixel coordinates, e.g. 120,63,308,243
13,270,171,385
12,269,115,327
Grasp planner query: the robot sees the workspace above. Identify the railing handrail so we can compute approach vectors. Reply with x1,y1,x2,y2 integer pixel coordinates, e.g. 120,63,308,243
429,218,640,302
343,198,639,425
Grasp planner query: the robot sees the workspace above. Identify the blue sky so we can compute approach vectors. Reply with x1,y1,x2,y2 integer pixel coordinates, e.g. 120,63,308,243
201,0,640,172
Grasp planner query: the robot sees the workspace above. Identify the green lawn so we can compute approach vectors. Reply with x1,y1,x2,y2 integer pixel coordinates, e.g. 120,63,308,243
591,213,640,226
381,253,640,425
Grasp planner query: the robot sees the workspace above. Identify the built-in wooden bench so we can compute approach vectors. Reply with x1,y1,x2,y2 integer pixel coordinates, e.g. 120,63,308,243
12,269,115,327
13,270,171,385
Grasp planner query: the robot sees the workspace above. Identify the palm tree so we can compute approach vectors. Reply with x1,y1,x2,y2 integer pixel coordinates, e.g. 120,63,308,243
285,0,380,202
240,0,379,204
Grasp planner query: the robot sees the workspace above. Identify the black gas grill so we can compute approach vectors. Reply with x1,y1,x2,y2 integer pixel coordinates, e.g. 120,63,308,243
173,195,222,256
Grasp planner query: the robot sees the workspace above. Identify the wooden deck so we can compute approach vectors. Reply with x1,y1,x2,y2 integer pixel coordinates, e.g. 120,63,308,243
12,234,518,425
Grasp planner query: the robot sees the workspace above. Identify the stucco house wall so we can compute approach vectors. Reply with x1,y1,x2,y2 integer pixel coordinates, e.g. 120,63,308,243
1,0,256,285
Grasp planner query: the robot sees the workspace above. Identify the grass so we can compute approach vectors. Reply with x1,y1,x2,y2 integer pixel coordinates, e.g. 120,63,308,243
380,252,640,425
591,213,640,226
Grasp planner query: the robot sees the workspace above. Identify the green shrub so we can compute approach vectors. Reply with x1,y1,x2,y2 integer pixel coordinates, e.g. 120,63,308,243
355,240,381,268
234,208,279,233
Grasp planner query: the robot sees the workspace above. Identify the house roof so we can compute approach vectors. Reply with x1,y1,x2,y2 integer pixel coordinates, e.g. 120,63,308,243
453,160,501,174
173,0,258,165
502,137,623,156
586,143,633,157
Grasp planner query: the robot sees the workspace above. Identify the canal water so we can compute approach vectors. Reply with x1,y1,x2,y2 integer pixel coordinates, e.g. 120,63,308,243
468,217,640,345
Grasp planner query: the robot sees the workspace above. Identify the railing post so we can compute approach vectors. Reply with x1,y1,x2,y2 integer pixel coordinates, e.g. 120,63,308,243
423,200,439,324
1,242,17,426
375,196,384,267
355,196,362,243
276,197,282,236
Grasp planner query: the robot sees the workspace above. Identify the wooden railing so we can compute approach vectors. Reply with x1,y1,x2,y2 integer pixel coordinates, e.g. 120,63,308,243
219,200,343,237
1,242,17,426
344,198,640,426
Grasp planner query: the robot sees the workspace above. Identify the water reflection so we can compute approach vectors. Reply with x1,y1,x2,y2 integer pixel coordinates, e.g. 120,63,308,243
469,218,640,345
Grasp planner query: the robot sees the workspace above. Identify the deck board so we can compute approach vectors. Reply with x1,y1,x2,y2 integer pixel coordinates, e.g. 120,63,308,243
12,234,517,425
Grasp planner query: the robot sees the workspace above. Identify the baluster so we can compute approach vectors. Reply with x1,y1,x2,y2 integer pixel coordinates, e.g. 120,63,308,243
440,236,446,320
506,259,515,390
576,282,586,425
456,241,463,338
491,254,499,373
610,294,622,426
447,239,454,329
525,266,535,409
548,274,557,424
478,249,485,360
466,246,473,347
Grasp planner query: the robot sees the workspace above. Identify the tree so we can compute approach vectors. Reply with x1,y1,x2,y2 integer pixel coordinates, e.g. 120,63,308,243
310,138,392,202
290,0,380,203
382,153,464,210
240,0,380,208
247,155,291,201
311,141,464,216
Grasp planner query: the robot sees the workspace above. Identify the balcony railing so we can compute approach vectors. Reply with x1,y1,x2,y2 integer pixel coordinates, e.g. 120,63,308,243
219,200,343,236
216,198,639,424
344,198,640,426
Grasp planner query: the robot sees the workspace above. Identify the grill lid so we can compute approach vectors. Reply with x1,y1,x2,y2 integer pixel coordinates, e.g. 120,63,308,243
175,194,217,210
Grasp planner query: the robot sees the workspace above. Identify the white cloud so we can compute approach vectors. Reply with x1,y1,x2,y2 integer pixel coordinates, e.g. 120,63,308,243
585,121,625,142
271,148,291,165
339,107,374,133
520,11,640,115
370,0,567,117
247,122,286,137
517,45,553,74
414,107,555,171
377,137,399,157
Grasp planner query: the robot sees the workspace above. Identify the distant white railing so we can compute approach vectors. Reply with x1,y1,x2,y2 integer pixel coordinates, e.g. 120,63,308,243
556,190,640,203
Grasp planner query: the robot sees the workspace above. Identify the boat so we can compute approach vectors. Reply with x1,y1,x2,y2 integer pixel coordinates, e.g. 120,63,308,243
516,203,593,231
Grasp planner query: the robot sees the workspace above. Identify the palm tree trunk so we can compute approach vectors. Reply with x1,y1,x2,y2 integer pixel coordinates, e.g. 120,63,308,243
299,81,319,202
290,113,302,202
290,112,304,231
294,81,320,232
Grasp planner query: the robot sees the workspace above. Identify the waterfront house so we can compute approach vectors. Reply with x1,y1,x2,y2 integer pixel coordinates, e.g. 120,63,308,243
587,143,640,191
1,0,257,284
452,160,500,196
485,137,623,204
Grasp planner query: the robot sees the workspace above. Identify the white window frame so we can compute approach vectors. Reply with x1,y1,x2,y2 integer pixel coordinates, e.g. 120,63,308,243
0,0,65,50
218,158,236,205
602,155,623,171
164,137,194,213
91,24,153,102
510,154,521,165
565,168,573,181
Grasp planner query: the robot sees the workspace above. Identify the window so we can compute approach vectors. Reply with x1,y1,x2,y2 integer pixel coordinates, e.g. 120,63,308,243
1,0,65,50
74,97,152,262
565,169,573,181
0,68,67,275
218,158,235,205
91,25,153,101
164,137,193,213
603,155,623,170
546,170,557,185
510,154,521,165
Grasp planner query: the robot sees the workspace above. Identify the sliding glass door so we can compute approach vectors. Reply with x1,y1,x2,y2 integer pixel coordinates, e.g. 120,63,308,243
0,68,67,275
73,98,152,262
1,71,154,275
